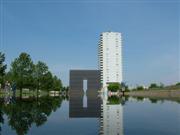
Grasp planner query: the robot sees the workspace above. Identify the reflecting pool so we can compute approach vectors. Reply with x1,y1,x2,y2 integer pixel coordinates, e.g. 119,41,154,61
0,95,179,135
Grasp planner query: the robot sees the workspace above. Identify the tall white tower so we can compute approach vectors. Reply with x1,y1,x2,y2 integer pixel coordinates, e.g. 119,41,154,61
98,31,123,87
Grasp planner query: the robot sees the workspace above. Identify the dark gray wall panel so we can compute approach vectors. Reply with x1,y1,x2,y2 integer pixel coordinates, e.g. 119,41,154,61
69,70,102,118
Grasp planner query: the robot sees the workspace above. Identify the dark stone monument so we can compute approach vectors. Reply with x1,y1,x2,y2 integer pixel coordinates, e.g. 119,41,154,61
69,70,101,118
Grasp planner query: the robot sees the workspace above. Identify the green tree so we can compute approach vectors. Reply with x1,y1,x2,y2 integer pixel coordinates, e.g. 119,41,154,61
120,82,129,92
0,52,7,85
149,83,159,89
9,53,34,97
136,86,144,91
33,62,62,92
62,86,69,92
40,71,53,91
33,61,48,90
159,83,164,88
108,83,120,92
6,52,63,94
52,75,62,91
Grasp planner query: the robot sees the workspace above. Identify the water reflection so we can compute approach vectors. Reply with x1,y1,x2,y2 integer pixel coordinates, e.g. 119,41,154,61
68,91,126,134
0,87,179,135
0,110,3,135
69,70,126,134
127,95,180,104
0,94,179,135
0,96,65,135
100,95,124,135
69,92,101,118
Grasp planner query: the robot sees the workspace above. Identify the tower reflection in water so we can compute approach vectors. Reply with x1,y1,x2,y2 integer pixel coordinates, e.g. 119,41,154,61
100,93,124,135
69,70,124,135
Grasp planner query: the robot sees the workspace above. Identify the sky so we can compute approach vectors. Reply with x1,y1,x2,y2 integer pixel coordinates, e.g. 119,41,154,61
0,0,179,87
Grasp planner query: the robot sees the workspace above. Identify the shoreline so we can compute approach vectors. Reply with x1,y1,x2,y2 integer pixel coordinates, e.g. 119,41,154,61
125,89,180,98
0,90,68,98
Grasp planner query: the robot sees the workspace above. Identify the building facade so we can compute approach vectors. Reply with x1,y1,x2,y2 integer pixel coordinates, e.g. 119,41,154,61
98,31,123,87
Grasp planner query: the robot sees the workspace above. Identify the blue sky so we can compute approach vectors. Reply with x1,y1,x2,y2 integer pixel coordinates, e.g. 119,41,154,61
0,0,179,86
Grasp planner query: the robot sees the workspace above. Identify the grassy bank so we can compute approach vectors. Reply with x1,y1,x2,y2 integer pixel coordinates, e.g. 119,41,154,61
125,89,180,98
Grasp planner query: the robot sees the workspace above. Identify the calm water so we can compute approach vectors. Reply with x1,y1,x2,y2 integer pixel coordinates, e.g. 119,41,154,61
0,95,179,135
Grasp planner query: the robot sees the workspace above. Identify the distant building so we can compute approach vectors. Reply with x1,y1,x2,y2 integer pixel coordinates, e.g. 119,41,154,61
98,32,123,87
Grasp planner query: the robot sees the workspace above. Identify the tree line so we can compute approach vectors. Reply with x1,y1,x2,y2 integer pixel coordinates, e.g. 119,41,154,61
0,52,63,93
107,82,180,92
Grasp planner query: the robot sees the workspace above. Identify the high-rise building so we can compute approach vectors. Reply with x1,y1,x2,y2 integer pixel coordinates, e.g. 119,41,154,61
98,31,123,87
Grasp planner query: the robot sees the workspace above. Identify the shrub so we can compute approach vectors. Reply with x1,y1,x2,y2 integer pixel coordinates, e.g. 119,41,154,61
136,86,144,91
108,96,120,104
107,83,120,92
149,83,159,89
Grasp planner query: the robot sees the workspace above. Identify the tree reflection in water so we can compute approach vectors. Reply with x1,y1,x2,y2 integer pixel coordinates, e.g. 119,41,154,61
0,96,65,135
0,109,4,135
